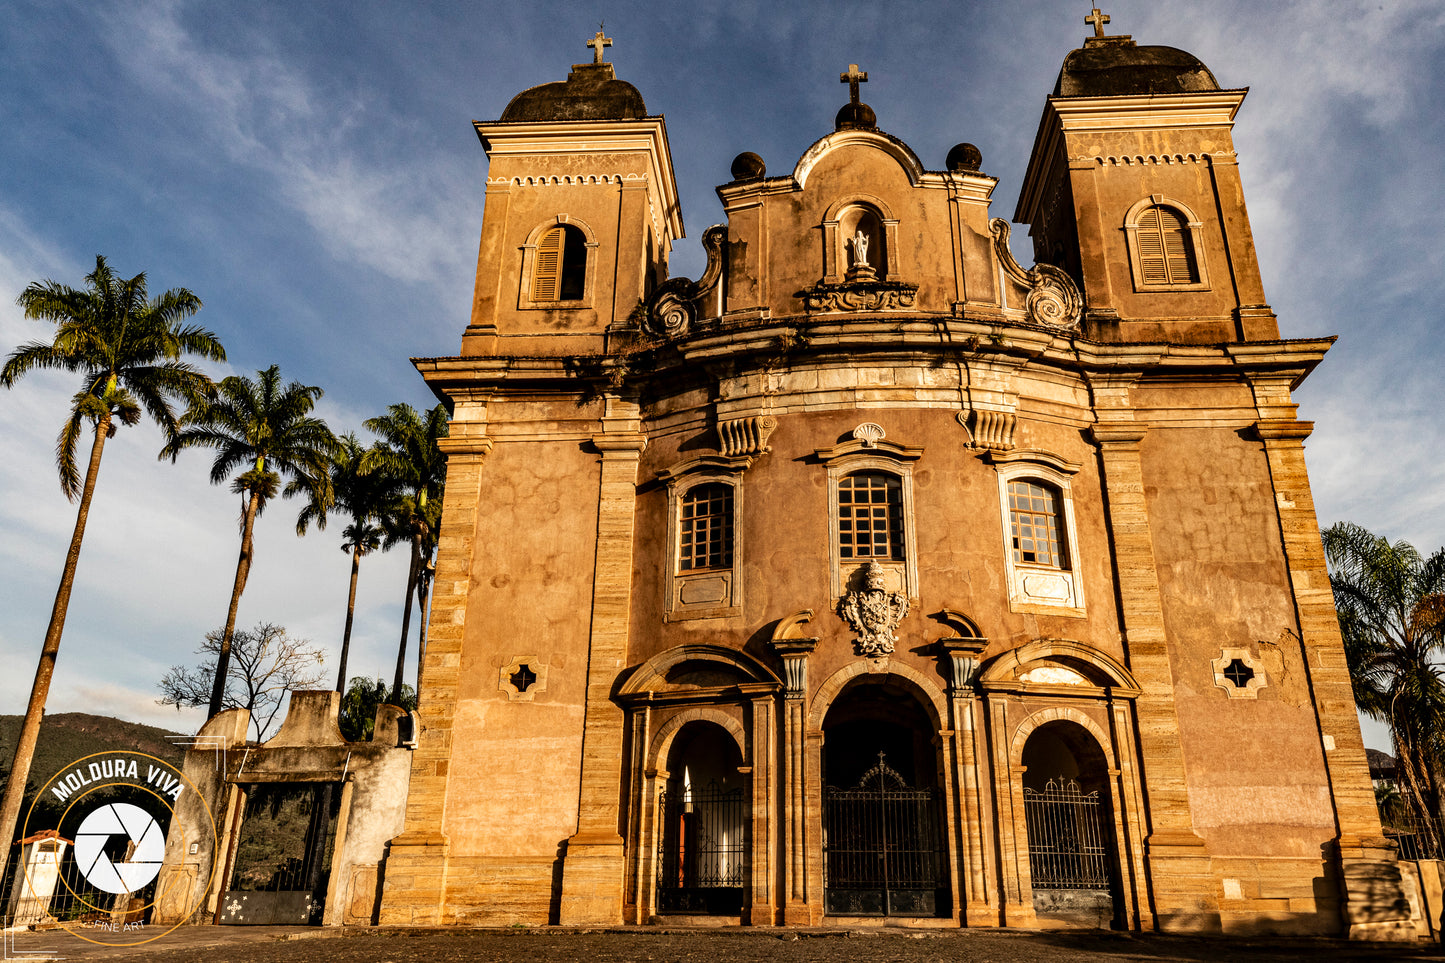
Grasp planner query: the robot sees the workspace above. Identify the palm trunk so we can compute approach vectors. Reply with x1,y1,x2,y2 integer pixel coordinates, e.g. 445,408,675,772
210,489,262,718
414,555,433,706
0,415,109,884
336,544,363,693
392,538,420,701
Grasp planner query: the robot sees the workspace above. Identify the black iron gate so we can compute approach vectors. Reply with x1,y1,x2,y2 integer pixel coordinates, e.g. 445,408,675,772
823,753,947,916
656,781,746,914
1023,777,1110,890
219,783,341,925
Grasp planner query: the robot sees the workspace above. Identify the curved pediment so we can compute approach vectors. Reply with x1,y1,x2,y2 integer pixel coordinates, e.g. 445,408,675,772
793,128,929,191
979,638,1140,694
620,643,782,695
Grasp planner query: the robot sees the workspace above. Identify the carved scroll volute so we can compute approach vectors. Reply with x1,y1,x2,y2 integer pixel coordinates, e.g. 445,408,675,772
988,218,1082,331
643,225,726,339
718,415,778,457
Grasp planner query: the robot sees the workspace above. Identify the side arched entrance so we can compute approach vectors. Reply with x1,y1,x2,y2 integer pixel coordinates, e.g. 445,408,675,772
617,644,783,925
980,640,1151,930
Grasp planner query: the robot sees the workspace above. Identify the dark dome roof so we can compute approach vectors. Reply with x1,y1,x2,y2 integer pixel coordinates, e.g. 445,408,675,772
500,63,646,122
1054,39,1221,97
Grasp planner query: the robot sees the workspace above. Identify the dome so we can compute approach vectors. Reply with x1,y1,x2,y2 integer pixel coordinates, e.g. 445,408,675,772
499,63,647,123
1054,39,1221,97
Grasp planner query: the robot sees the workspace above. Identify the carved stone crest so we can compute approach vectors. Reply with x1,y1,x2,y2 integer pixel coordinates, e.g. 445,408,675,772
838,561,910,657
803,280,918,313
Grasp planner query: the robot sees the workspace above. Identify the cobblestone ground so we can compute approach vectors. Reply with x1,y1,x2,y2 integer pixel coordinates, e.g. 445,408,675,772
8,927,1445,963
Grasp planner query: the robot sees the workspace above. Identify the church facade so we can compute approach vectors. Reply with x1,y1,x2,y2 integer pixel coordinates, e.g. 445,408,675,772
377,18,1412,937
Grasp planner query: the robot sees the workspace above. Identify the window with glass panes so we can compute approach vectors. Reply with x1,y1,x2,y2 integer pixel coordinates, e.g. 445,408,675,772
679,483,733,570
838,472,904,560
1008,480,1067,568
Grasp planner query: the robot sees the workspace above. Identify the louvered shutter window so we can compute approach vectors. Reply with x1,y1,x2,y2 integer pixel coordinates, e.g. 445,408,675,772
533,227,563,301
1135,205,1198,285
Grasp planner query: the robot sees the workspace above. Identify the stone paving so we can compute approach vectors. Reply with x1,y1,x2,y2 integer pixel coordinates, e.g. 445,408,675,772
6,926,1445,963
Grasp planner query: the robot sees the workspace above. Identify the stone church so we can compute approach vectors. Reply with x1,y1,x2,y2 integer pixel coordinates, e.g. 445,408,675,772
377,14,1412,937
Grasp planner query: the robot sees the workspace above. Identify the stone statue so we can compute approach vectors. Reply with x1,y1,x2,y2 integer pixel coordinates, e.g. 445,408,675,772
851,229,870,268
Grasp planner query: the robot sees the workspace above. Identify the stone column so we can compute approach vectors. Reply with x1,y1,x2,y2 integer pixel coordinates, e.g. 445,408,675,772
379,420,493,925
559,401,645,924
1090,423,1219,933
770,633,816,925
938,636,994,925
1254,416,1413,940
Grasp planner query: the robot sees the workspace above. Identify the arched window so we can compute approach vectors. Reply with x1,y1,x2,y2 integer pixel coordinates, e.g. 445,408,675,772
838,472,904,561
679,483,734,571
531,223,587,302
1007,479,1068,569
1124,196,1208,292
992,450,1084,615
1134,205,1197,285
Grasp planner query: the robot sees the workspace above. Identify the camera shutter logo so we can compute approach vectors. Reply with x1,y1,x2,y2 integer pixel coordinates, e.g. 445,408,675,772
73,802,166,894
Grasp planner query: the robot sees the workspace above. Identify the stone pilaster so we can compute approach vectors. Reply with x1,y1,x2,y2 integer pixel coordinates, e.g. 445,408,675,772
559,402,645,925
770,624,817,925
747,694,777,925
1090,423,1219,933
1254,416,1413,940
938,635,995,925
379,425,492,925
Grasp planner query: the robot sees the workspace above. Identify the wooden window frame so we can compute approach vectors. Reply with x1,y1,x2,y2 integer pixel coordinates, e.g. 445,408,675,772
660,458,750,622
992,451,1085,617
518,216,599,308
1123,195,1210,293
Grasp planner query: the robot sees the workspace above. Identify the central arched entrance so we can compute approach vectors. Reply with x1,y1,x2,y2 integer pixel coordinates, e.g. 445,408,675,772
820,677,948,917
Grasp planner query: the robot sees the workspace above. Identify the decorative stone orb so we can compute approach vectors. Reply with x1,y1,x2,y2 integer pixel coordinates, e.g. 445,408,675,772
947,142,983,172
835,102,877,130
730,151,766,181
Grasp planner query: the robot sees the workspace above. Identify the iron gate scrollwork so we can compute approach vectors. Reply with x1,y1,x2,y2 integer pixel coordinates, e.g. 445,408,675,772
1023,776,1110,890
656,781,746,914
823,753,947,916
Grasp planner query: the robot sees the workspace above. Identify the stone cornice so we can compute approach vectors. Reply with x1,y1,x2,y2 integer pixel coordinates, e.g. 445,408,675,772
413,331,1334,399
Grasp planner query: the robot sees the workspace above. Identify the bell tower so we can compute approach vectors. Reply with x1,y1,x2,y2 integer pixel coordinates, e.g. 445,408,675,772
464,31,684,357
1016,11,1276,343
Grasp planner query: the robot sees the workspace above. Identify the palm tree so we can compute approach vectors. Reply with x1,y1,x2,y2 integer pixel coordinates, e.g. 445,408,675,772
363,403,448,701
0,255,223,883
162,365,339,718
297,433,393,692
1322,521,1445,854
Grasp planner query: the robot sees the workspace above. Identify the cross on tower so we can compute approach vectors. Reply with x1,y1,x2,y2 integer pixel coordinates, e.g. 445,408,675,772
1085,6,1111,38
587,29,612,64
840,63,868,105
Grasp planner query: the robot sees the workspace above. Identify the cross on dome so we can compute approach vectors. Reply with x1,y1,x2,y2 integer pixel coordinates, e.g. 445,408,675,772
1085,6,1110,38
840,63,868,105
587,28,612,64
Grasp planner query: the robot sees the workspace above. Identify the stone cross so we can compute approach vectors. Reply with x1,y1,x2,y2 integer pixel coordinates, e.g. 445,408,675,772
1085,7,1110,38
840,63,868,105
587,29,612,63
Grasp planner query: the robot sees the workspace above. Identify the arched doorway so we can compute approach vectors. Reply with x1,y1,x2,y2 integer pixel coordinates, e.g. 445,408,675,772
1020,720,1120,927
820,678,948,917
655,721,746,915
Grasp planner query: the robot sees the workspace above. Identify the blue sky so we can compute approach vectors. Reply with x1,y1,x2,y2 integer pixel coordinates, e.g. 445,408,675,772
0,0,1441,749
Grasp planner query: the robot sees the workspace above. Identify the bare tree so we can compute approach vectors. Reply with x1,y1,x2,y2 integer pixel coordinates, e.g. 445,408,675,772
158,623,325,741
